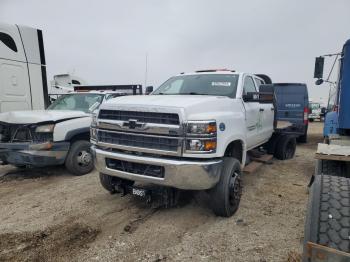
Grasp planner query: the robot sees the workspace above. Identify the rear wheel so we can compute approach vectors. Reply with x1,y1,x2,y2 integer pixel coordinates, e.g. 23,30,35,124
297,125,308,143
65,140,94,176
209,157,242,217
274,135,296,160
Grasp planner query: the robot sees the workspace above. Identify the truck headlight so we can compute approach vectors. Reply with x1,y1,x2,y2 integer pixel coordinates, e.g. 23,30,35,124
185,121,217,153
91,112,98,127
186,121,217,136
35,124,55,133
186,139,217,152
90,127,97,141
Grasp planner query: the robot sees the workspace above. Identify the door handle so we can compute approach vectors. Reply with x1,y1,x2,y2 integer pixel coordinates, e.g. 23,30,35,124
271,108,274,111
259,108,264,112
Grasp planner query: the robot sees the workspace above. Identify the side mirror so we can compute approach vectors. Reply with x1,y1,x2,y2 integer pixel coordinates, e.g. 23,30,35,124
314,56,325,79
145,86,153,95
315,79,324,85
243,92,273,104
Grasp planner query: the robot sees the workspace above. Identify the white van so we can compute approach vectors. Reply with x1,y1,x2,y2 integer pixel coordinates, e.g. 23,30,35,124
0,23,49,112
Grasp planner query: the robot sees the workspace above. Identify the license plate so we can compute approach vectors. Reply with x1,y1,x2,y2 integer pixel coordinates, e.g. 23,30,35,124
132,188,146,197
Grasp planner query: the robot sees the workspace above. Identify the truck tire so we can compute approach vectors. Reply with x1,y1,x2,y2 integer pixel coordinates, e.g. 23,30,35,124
209,157,242,217
99,173,118,194
274,135,296,160
316,159,347,178
65,140,94,176
297,126,308,143
303,175,350,256
99,173,135,194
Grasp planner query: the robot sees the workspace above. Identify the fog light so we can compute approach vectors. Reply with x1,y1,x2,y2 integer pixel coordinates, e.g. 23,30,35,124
188,139,203,151
186,139,216,153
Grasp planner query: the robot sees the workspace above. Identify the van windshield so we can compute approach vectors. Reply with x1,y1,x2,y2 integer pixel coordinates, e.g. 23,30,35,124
48,94,104,113
152,74,239,97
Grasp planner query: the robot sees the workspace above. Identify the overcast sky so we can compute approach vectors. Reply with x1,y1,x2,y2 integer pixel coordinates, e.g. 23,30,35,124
1,0,350,102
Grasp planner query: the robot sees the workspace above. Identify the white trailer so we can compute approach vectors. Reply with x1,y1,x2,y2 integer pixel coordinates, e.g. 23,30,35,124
0,23,49,112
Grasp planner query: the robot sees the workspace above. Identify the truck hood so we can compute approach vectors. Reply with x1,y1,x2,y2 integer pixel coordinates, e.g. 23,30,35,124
103,95,236,120
0,110,89,124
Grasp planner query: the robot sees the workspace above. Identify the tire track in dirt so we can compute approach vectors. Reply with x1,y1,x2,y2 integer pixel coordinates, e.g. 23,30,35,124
0,218,100,262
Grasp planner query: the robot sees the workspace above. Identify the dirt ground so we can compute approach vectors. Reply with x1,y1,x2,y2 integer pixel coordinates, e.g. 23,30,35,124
0,123,323,262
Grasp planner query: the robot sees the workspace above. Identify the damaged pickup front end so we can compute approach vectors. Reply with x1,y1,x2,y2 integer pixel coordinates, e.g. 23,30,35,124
0,122,69,167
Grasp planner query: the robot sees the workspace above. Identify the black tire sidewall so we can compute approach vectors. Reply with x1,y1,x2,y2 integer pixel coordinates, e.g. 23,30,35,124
99,173,116,193
275,135,296,160
210,157,242,217
297,125,308,143
65,140,94,176
303,175,321,260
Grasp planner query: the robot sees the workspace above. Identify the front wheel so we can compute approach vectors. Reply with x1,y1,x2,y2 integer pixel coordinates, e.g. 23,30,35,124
209,157,242,217
65,140,94,176
99,173,135,194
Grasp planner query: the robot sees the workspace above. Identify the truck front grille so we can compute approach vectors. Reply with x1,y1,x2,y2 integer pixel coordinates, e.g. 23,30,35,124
106,158,164,178
99,110,180,125
98,130,179,152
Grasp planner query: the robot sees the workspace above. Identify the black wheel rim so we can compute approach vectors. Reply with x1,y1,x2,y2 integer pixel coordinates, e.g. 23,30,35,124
229,171,242,209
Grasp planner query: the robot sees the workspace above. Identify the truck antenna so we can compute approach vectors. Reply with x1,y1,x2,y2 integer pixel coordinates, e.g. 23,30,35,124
144,53,148,89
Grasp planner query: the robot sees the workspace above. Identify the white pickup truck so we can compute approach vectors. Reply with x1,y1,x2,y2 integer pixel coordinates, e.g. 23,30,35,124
92,70,296,216
0,86,142,175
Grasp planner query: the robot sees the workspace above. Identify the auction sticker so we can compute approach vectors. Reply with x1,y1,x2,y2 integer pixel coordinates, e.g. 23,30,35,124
211,82,231,87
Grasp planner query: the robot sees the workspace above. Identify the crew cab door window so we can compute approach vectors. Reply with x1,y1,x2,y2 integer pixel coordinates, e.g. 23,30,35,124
254,78,264,91
242,76,257,95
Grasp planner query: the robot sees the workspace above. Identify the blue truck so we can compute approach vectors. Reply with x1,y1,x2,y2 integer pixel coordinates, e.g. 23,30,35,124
303,39,350,261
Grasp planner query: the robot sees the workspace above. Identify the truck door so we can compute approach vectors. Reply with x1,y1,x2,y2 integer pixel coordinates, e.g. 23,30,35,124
242,75,261,149
0,24,31,112
255,77,274,143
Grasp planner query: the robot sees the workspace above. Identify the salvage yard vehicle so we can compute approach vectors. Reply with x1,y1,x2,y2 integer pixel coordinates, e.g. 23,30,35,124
0,23,49,112
0,85,142,175
308,102,322,122
92,69,297,217
303,40,350,261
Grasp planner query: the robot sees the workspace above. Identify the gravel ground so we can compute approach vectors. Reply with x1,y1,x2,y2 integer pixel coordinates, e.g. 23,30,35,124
0,123,323,262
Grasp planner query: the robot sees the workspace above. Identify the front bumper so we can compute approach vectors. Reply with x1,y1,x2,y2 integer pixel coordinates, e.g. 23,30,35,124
92,146,223,190
0,142,70,167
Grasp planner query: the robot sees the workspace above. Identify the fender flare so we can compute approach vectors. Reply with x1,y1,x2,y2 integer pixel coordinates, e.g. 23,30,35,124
64,127,90,141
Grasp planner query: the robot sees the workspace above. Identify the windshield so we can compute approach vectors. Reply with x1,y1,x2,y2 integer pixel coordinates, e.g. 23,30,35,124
48,93,104,113
152,74,239,97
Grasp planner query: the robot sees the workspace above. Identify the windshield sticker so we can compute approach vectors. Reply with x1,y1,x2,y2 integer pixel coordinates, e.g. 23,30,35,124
211,82,231,87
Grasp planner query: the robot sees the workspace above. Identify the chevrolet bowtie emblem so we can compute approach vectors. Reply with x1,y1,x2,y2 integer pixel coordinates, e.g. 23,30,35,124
123,119,142,129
